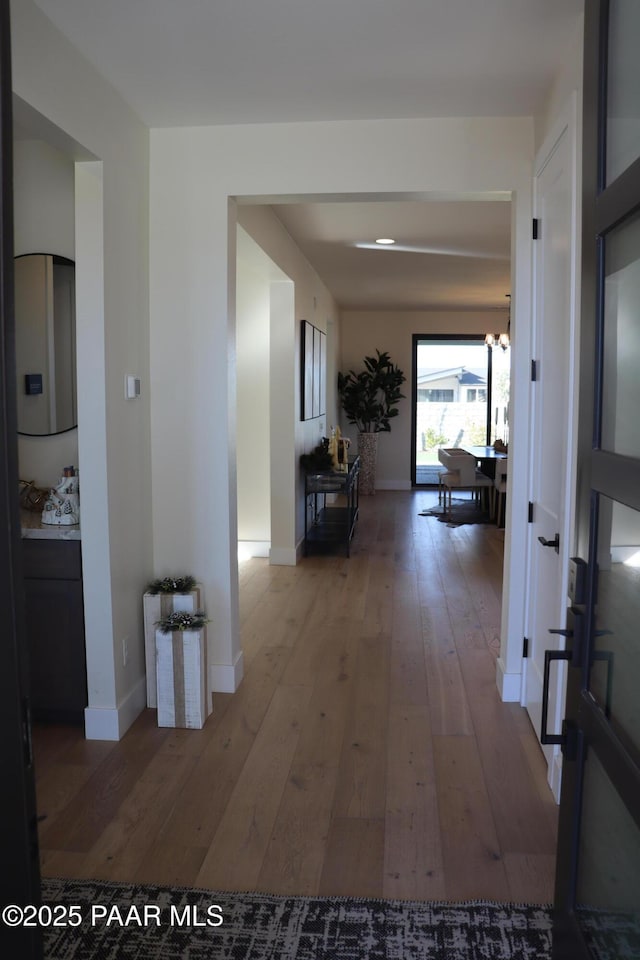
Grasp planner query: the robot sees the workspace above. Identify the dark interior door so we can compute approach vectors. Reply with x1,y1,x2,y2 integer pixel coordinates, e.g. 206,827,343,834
552,2,640,957
0,1,43,956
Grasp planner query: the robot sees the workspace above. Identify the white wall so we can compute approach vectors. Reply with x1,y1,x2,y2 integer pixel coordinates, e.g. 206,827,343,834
340,309,506,489
149,116,534,696
237,205,339,562
14,138,78,485
14,139,75,258
236,229,273,552
535,14,584,155
12,0,151,739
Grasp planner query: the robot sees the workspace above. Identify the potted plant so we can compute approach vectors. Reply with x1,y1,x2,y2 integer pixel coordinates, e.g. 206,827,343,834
155,610,211,729
338,350,406,494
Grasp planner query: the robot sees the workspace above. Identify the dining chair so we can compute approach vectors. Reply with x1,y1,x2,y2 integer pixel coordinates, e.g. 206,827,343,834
493,458,508,527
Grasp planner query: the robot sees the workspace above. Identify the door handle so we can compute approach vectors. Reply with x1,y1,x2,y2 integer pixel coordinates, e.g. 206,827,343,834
541,649,572,745
538,533,560,553
548,608,584,666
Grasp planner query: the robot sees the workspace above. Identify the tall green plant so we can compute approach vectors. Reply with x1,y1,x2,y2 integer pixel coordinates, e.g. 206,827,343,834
338,350,406,433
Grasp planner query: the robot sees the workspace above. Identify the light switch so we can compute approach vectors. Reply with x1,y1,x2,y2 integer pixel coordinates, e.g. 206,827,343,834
125,375,141,399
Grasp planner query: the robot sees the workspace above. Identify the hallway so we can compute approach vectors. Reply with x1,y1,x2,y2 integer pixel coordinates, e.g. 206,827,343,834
34,490,558,903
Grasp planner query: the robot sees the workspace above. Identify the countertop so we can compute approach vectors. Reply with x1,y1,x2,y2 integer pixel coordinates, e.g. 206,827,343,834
21,509,81,540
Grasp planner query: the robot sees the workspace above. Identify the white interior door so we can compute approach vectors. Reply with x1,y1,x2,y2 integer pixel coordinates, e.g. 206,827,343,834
525,120,575,800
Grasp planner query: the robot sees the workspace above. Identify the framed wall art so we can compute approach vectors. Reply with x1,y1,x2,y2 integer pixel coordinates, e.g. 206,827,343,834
300,319,327,421
301,320,314,420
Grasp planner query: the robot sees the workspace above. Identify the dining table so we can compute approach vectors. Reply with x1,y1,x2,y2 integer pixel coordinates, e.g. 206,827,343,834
462,445,507,480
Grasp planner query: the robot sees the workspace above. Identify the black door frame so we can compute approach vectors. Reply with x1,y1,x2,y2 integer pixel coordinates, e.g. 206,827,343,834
552,1,640,955
411,332,494,486
0,1,43,955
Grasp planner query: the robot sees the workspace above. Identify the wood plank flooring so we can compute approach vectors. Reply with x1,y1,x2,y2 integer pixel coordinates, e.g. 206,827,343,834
34,490,558,902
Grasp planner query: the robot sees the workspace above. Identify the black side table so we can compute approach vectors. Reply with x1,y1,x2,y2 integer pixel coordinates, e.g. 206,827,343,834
303,456,360,557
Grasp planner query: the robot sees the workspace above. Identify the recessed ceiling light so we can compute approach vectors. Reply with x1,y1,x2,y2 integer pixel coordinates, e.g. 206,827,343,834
375,237,395,245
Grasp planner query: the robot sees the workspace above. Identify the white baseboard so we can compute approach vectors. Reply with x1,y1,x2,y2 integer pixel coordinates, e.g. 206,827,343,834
238,540,270,559
210,649,244,693
495,657,522,701
375,479,412,491
549,752,563,804
85,653,243,739
84,707,120,741
84,675,147,741
610,545,637,564
269,545,298,565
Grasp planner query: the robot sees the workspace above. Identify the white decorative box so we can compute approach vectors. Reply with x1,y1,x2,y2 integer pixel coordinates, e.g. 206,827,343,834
155,628,208,729
143,588,201,707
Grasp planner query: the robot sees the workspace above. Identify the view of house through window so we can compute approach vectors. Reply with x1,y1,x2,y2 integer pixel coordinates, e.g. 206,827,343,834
413,335,510,485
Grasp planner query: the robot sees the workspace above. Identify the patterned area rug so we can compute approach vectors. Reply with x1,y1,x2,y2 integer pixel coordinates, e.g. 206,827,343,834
419,502,491,527
40,878,554,959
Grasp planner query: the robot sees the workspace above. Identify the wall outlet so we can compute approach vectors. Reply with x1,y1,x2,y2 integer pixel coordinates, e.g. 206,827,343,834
122,636,129,667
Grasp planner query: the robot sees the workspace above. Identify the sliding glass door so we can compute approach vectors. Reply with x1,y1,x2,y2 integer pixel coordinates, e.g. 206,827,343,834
411,334,510,485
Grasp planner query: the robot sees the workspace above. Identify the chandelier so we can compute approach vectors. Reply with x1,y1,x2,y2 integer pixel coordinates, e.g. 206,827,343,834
485,294,511,350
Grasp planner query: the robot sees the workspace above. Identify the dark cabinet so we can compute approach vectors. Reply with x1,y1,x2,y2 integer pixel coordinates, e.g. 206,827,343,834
22,539,87,724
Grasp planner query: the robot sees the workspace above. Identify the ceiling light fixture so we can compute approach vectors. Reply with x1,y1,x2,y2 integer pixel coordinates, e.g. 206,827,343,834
375,237,395,245
485,294,511,350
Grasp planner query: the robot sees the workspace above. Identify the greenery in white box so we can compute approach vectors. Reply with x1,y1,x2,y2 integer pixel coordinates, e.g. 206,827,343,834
156,610,209,632
146,575,196,595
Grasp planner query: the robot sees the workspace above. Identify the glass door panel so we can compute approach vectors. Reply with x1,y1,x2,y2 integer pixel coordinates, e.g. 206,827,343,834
576,749,640,959
602,211,640,458
591,497,640,756
606,0,640,185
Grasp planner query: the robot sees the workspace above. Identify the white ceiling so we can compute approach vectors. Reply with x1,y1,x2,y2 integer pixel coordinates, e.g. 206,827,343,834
28,0,583,311
33,0,583,128
270,199,512,310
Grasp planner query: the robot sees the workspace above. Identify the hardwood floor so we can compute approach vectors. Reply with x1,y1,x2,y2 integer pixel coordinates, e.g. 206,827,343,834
34,490,558,902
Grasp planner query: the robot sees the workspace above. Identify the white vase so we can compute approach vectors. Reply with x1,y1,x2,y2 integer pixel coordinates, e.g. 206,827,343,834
41,474,80,525
357,431,379,495
155,627,208,729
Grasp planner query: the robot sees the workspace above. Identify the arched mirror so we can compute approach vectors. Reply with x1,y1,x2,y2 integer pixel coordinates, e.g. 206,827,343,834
15,253,77,436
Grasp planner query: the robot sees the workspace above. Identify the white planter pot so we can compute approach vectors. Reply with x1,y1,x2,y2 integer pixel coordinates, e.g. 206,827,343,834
155,628,208,729
143,588,201,707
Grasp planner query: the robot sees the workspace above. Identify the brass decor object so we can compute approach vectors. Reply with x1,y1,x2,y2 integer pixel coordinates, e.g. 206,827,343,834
19,479,48,513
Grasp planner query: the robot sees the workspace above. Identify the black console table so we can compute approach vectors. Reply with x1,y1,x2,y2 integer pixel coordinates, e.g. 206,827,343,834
304,456,360,557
